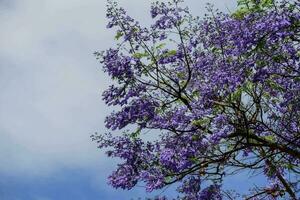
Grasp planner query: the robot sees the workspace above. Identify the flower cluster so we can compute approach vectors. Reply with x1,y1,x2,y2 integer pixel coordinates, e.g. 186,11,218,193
95,0,300,199
150,0,189,30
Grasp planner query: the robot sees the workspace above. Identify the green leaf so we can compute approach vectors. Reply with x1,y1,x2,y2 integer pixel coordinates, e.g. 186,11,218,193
233,0,274,19
264,135,275,142
230,87,243,101
192,118,210,127
192,135,199,141
286,163,294,170
164,176,174,183
294,77,300,82
267,80,285,92
156,43,166,49
177,72,185,79
132,52,148,59
166,50,177,56
192,90,200,98
272,55,285,62
115,31,123,40
189,157,199,163
179,80,187,87
257,39,266,49
129,128,141,139
232,8,250,19
261,0,274,8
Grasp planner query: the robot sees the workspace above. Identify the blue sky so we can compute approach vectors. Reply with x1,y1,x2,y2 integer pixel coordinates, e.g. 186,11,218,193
0,0,266,199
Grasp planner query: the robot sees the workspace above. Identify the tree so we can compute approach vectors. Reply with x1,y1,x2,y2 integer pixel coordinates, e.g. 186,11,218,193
92,0,300,199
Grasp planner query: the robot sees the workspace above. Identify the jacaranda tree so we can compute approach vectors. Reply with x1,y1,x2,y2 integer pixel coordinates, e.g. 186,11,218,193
92,0,300,199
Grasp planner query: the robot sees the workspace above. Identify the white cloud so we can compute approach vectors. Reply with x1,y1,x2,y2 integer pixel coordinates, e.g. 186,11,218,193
0,0,113,176
0,0,236,177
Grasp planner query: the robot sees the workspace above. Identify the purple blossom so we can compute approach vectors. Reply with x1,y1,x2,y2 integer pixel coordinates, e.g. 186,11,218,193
94,0,300,199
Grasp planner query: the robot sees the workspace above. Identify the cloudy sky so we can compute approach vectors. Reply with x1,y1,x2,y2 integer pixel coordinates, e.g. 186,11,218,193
0,0,259,199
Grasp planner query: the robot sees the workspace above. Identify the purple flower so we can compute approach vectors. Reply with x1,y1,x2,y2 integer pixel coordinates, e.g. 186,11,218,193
95,0,300,199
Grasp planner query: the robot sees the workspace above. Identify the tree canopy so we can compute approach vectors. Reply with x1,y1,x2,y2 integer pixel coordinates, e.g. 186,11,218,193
93,0,300,199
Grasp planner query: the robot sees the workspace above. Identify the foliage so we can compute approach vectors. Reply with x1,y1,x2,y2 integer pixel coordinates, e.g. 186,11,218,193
92,0,300,199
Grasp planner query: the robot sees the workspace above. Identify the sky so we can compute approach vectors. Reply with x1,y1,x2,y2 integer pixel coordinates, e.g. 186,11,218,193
0,0,257,199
